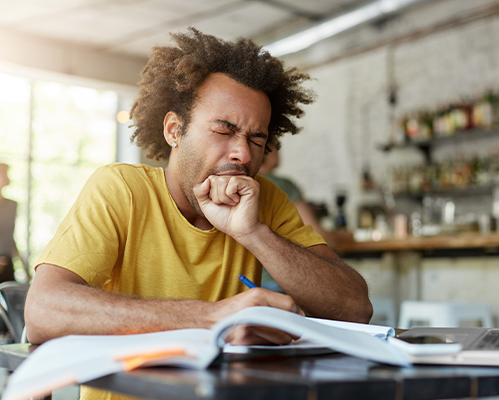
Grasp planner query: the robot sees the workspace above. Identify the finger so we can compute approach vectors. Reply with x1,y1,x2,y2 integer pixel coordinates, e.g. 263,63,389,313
254,288,303,315
227,325,294,346
225,178,242,204
241,288,305,317
247,326,298,343
218,177,240,205
193,178,211,200
292,304,306,316
209,176,237,205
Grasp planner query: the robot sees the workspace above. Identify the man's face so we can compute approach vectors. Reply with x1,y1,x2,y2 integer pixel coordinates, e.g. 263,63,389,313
175,73,271,216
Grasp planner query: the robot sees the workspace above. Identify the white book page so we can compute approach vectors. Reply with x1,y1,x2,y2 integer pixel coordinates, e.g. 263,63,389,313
3,307,406,400
306,317,395,339
224,314,394,354
2,330,217,400
212,307,408,367
224,337,337,355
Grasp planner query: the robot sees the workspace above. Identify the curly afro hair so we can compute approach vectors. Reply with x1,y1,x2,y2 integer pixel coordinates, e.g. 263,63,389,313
130,27,315,161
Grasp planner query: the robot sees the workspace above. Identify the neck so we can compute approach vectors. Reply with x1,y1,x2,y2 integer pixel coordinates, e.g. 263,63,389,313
163,168,213,230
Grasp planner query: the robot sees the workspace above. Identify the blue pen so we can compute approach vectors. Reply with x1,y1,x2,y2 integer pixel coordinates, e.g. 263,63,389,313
238,274,257,289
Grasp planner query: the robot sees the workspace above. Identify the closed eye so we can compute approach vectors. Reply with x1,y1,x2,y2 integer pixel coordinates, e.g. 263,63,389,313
213,129,266,147
250,133,267,148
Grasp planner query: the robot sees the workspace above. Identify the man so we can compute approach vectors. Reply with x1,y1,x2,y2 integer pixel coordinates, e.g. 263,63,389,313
25,28,371,393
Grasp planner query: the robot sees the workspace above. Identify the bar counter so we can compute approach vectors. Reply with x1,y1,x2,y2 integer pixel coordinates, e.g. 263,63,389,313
336,231,499,311
337,232,499,256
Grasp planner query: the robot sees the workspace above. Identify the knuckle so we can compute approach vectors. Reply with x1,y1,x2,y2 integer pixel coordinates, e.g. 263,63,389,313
279,294,295,311
245,287,265,303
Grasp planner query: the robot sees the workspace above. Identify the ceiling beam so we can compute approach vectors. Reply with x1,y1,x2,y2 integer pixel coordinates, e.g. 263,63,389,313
264,0,429,57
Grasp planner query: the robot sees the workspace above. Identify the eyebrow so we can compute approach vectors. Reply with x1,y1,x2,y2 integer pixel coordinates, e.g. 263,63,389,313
213,119,268,139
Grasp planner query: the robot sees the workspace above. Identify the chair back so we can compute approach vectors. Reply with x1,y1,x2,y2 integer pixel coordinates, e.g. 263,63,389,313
398,300,494,329
0,281,29,343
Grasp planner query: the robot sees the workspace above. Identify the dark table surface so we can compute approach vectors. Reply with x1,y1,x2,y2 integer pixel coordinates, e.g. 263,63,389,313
3,343,499,400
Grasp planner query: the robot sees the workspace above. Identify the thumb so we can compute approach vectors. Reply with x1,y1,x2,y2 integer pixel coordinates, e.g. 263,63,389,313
193,178,211,201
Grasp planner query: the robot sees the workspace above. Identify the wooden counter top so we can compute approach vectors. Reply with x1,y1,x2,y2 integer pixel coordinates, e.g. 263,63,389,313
336,232,499,254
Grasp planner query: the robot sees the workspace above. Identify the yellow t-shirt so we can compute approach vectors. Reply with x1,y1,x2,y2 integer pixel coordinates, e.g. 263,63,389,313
37,163,326,400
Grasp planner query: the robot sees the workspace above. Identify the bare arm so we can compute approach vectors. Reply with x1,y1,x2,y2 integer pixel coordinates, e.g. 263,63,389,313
240,228,371,322
25,264,302,344
194,176,372,323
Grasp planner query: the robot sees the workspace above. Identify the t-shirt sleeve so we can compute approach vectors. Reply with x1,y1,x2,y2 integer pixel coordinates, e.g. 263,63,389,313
36,166,130,288
257,175,326,248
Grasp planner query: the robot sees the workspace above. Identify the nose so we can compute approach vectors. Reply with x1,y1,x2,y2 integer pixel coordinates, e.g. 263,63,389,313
229,136,252,165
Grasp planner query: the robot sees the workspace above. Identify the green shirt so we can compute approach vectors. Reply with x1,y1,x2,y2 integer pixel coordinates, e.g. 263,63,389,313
259,173,303,204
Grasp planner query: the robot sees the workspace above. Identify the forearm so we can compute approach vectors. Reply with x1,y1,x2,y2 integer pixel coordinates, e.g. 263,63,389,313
240,224,372,323
25,265,214,344
25,264,303,345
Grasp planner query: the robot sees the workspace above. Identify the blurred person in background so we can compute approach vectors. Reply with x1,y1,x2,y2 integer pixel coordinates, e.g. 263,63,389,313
259,146,354,247
0,163,27,283
258,146,354,292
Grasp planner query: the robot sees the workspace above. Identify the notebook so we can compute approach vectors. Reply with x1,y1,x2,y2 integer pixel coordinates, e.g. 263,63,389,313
2,306,407,400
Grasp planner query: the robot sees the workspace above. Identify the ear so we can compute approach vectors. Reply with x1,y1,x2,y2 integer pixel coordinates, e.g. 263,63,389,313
163,111,181,147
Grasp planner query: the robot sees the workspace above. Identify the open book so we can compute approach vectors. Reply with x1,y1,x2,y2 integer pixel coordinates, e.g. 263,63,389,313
2,307,408,400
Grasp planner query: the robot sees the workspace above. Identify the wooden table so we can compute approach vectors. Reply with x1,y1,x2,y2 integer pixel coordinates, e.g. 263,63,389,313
3,344,499,400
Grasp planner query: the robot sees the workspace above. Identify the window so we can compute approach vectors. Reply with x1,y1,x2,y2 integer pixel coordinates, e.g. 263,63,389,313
0,73,118,279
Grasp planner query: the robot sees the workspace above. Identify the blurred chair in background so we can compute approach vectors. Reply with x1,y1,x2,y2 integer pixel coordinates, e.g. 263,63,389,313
0,281,29,343
398,300,493,329
0,281,80,399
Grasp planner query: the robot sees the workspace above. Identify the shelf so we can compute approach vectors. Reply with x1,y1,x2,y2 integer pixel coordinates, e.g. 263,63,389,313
337,232,499,256
393,185,495,199
378,128,499,162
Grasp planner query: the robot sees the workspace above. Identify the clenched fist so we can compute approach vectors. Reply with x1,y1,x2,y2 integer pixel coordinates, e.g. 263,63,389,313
193,175,262,241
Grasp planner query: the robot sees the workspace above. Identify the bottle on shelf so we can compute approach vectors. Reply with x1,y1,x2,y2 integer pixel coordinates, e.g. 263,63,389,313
399,88,499,144
473,95,493,130
388,152,499,196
